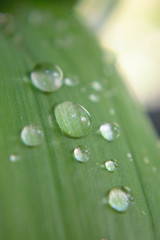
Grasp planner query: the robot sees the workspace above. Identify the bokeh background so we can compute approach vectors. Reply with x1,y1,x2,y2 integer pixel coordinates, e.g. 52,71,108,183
76,0,160,135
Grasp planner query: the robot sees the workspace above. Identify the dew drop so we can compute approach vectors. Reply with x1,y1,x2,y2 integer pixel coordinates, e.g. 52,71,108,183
64,76,79,87
109,108,115,115
89,94,99,103
108,187,134,212
73,145,90,163
30,63,63,92
127,152,133,162
54,101,91,138
99,122,120,141
152,167,157,172
10,154,19,162
91,81,103,91
103,159,118,172
144,156,149,164
21,124,44,147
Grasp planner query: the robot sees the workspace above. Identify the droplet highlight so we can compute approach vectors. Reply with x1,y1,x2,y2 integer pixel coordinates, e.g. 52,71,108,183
30,62,63,92
99,122,120,141
54,101,91,138
103,159,118,172
73,145,90,163
108,187,134,212
21,124,44,147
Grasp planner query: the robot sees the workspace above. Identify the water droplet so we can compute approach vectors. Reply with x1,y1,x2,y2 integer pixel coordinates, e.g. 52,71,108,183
127,153,133,162
54,34,74,49
102,159,118,172
80,87,86,93
152,167,157,172
108,187,134,212
142,210,146,215
157,140,160,149
28,10,51,25
54,101,91,138
10,154,19,162
91,81,102,91
89,94,99,103
144,156,149,164
64,76,79,87
73,145,90,163
99,122,120,141
30,63,63,92
21,124,44,147
109,108,115,115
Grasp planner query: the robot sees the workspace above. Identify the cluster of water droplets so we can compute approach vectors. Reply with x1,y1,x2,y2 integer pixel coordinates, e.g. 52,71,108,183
9,61,135,214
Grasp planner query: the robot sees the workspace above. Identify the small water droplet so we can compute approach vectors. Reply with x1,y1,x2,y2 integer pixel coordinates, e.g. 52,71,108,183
80,87,86,93
142,210,146,215
102,159,118,172
109,108,115,115
108,187,134,212
127,153,133,162
64,76,79,87
30,63,63,92
152,167,157,172
28,10,51,25
91,81,103,91
99,122,120,141
157,140,160,149
144,156,149,164
89,94,99,103
54,101,91,138
10,154,19,162
21,124,44,147
73,145,90,163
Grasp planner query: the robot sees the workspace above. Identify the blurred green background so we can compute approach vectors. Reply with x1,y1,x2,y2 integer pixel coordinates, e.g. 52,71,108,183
76,0,160,135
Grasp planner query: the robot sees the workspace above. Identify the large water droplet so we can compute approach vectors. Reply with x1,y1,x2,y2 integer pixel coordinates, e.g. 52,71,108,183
103,159,118,172
10,154,19,162
30,63,63,92
108,187,134,212
21,124,44,147
99,122,120,141
73,145,90,163
54,101,91,138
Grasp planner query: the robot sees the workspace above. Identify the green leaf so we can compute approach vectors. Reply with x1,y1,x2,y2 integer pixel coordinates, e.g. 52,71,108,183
0,3,160,240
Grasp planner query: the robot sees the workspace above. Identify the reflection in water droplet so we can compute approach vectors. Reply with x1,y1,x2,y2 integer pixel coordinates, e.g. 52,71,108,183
99,122,120,141
54,101,91,138
108,187,134,212
21,124,44,147
91,81,102,91
89,94,99,103
127,153,133,162
73,145,90,163
30,62,63,92
103,159,118,172
10,154,19,162
64,76,79,87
